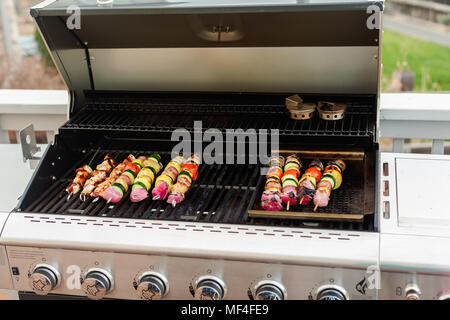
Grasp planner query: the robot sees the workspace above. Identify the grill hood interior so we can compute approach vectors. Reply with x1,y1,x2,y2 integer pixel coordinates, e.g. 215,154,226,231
32,0,383,114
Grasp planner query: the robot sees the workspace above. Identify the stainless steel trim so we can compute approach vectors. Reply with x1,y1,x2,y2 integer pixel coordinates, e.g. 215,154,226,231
31,0,57,9
0,213,379,269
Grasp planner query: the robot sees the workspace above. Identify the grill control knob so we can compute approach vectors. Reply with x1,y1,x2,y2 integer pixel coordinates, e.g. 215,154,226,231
136,273,169,300
28,265,60,295
437,290,450,300
316,287,348,300
405,283,421,300
81,269,114,300
194,277,226,300
255,283,285,300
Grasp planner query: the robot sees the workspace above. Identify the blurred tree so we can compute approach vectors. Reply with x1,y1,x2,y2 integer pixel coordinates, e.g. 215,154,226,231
437,13,450,26
34,28,56,69
1,0,22,86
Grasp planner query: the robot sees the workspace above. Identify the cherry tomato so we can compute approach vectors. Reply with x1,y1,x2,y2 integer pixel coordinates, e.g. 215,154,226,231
181,163,199,181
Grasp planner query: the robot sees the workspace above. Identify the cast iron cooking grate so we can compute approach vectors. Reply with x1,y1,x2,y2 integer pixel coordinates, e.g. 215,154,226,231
23,149,373,231
61,92,376,139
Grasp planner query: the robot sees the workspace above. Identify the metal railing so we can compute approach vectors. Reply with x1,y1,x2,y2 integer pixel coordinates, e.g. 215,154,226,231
0,89,449,154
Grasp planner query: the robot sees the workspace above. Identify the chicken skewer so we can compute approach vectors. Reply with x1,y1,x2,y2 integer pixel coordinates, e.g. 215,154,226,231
65,165,93,201
261,155,285,211
298,159,324,206
91,154,136,202
65,147,101,201
166,154,200,207
80,154,118,201
130,154,163,203
152,155,185,201
313,159,346,211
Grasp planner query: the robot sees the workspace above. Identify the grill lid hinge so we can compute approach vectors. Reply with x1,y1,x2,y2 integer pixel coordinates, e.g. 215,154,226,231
19,124,42,169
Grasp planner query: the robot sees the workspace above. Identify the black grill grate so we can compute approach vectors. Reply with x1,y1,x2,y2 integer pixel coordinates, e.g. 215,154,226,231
23,149,374,232
62,93,376,139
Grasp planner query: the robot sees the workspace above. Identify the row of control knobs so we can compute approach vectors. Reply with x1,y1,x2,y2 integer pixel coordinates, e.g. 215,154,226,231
30,264,403,300
27,264,349,300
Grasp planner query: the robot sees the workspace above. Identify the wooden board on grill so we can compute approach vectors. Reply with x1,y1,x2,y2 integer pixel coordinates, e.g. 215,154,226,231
247,210,364,222
248,149,369,222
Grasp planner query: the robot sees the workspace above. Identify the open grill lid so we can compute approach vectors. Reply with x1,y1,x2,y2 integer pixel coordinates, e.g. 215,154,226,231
32,0,383,113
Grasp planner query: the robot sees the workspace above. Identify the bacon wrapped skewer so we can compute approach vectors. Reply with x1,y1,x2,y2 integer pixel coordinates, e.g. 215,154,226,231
66,165,93,200
298,159,324,206
130,154,163,203
80,154,118,201
152,155,185,201
313,160,346,211
166,154,200,207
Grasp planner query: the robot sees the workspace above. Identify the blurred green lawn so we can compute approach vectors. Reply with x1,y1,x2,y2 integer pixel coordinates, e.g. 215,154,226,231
382,30,450,92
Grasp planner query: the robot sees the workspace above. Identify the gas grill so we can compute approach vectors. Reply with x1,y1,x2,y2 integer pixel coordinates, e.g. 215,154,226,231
1,0,449,301
21,91,377,232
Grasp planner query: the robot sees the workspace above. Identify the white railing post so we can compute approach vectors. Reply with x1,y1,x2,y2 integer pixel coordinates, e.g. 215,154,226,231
0,130,9,143
46,130,55,143
0,89,68,144
392,138,405,153
380,93,450,154
431,139,445,155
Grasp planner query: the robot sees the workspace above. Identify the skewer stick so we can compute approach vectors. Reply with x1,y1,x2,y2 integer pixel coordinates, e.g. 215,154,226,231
152,195,160,200
286,201,290,211
172,200,176,208
106,197,112,205
67,193,73,201
314,202,319,212
92,197,99,203
299,196,304,205
87,147,101,167
80,194,84,202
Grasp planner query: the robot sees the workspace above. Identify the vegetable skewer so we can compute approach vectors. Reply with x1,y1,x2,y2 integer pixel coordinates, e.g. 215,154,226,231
130,154,163,202
152,155,185,200
298,159,324,206
313,159,346,211
102,156,146,204
280,154,302,210
91,154,136,202
166,154,200,207
261,155,285,211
